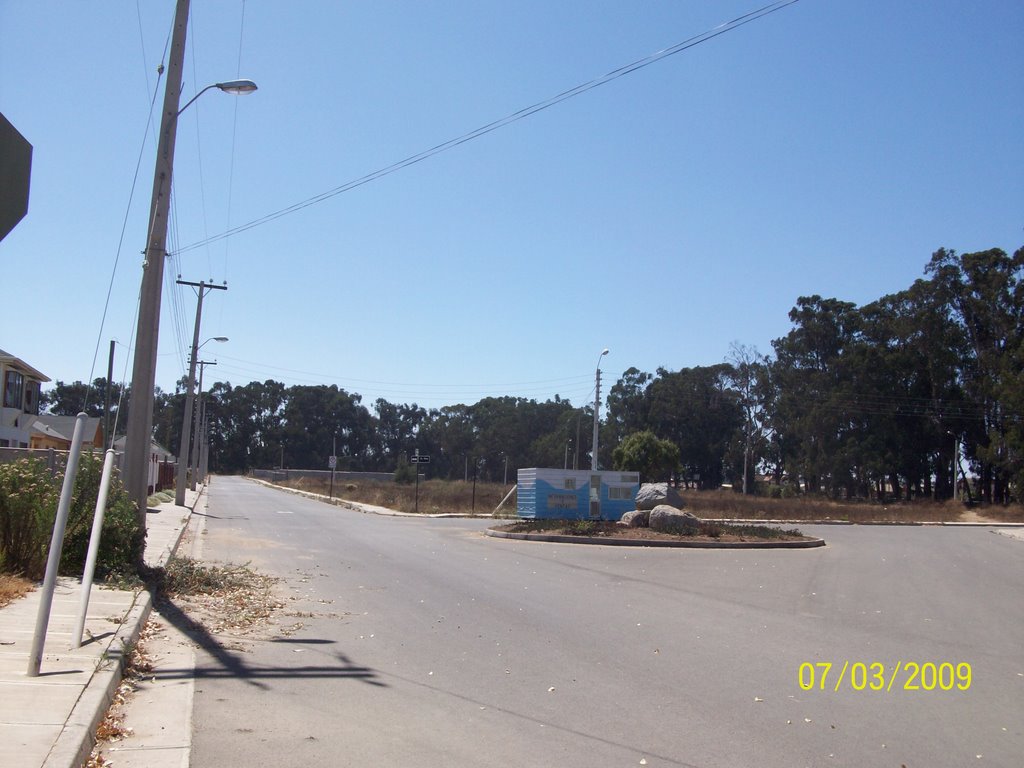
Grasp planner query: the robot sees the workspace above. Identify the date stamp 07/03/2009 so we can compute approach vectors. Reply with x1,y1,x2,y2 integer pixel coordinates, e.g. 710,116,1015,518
797,661,972,693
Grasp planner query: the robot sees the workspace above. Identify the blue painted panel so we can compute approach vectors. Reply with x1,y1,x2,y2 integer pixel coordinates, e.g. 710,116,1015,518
534,479,588,519
516,468,638,521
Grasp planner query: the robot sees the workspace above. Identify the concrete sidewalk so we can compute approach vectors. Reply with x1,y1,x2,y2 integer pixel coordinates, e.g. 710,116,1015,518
0,489,199,768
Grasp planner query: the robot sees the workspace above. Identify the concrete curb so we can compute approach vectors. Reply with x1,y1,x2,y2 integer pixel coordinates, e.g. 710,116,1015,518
42,589,152,768
485,528,827,549
42,489,197,768
702,518,1024,527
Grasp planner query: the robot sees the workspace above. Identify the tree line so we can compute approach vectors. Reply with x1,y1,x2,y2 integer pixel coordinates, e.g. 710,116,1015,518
43,247,1022,503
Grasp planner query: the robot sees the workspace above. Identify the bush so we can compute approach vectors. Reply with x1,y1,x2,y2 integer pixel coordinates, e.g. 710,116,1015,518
612,430,680,482
567,520,598,535
393,455,417,485
0,458,57,579
0,454,139,581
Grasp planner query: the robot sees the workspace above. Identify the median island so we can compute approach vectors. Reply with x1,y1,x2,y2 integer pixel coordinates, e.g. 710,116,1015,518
488,507,824,548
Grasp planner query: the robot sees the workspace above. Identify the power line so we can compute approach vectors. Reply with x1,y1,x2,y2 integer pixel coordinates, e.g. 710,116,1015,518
211,353,593,389
174,0,799,255
198,354,598,406
81,15,168,413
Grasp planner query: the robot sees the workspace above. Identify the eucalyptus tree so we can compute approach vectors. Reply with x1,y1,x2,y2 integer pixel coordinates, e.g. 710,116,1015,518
768,296,861,495
605,367,653,449
43,378,124,419
646,365,742,490
726,344,769,494
926,247,1024,502
205,379,287,472
372,399,428,468
281,385,372,471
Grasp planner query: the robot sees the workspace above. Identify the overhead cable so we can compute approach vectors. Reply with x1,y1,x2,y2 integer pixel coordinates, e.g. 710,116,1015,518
175,0,799,255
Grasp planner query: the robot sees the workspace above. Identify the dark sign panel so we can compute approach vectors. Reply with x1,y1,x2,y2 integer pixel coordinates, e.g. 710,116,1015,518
0,113,32,243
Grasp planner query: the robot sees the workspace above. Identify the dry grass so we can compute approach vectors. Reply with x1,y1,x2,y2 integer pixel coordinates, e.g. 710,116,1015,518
154,557,284,634
0,573,33,608
284,476,513,516
268,475,1023,523
680,489,1024,523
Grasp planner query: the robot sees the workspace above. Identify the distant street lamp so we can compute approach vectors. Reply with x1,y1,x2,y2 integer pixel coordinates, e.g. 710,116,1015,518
591,348,609,471
121,0,257,545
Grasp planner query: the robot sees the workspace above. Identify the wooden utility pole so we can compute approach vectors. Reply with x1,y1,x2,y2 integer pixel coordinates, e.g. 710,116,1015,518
123,0,191,565
175,279,226,505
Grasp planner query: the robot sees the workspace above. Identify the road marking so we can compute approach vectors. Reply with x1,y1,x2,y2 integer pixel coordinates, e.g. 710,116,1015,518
276,510,293,514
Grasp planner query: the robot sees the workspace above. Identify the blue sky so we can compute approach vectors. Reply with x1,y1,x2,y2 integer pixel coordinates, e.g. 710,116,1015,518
2,1,1022,411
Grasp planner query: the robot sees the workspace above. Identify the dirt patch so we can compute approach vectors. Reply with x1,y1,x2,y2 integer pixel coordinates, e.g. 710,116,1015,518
494,519,811,543
958,508,1016,524
0,573,33,608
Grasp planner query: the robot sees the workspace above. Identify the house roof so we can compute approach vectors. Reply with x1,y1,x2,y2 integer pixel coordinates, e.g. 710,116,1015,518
30,420,70,441
0,348,51,383
29,414,103,443
111,435,175,460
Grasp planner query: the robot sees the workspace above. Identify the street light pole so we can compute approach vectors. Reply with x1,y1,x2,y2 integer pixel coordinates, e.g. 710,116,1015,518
121,0,256,562
123,0,192,544
591,348,609,471
103,339,115,449
190,358,219,490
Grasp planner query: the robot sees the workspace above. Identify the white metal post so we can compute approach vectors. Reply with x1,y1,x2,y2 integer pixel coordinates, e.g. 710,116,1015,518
28,414,88,675
73,448,116,648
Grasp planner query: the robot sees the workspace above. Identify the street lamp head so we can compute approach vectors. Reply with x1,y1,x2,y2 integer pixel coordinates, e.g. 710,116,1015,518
178,80,258,116
216,79,258,95
195,336,229,355
601,348,609,356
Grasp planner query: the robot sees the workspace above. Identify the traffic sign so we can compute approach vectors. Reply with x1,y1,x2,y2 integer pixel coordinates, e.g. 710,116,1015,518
328,455,337,469
410,455,430,463
0,113,32,243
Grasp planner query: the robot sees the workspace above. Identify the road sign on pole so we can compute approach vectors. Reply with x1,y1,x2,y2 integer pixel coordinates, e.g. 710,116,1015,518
410,454,430,463
0,113,32,243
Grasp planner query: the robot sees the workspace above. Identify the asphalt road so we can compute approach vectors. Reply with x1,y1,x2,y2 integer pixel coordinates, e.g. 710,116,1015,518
185,476,1023,768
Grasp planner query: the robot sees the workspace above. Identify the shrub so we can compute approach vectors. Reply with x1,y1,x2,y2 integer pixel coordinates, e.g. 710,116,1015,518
612,430,680,482
393,455,416,485
0,458,58,579
567,520,598,535
0,454,138,581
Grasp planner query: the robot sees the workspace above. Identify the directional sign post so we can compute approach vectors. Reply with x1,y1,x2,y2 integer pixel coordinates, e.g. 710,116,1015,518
328,455,337,498
411,451,430,514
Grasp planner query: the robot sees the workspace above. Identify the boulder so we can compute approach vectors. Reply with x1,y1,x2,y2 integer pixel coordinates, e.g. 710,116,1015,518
635,482,684,511
618,509,650,528
648,505,701,535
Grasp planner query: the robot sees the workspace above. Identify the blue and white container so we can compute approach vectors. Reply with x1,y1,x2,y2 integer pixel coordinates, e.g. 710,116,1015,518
516,468,639,521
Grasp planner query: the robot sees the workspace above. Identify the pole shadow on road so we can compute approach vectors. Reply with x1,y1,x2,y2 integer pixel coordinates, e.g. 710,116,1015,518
148,587,386,689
